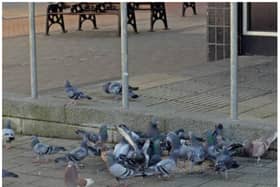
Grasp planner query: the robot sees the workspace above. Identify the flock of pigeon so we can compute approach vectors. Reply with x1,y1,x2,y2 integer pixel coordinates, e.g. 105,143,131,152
2,81,278,186
3,116,277,187
65,80,139,105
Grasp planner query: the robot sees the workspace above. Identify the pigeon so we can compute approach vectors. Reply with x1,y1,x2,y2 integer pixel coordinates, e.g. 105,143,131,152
2,169,18,178
75,125,108,145
31,136,66,163
214,147,239,179
65,80,92,105
3,119,15,150
116,124,139,152
146,117,160,139
113,138,130,159
242,131,277,165
145,149,179,178
55,138,89,166
64,161,94,187
183,132,207,173
104,150,142,187
103,81,139,99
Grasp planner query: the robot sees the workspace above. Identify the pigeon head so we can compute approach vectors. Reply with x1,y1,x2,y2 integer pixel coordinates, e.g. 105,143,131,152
67,161,75,167
99,125,108,142
31,136,40,148
103,82,111,94
175,128,185,139
150,117,159,127
65,80,71,88
166,132,180,150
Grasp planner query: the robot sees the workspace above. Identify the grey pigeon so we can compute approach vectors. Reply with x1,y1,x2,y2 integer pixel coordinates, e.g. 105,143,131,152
116,124,139,152
242,131,277,165
146,117,160,139
105,150,142,186
65,80,92,105
182,132,207,173
55,138,88,166
145,149,179,178
103,81,139,99
113,138,130,159
2,169,18,178
64,161,94,187
31,136,66,163
3,119,15,150
75,125,108,144
214,147,239,179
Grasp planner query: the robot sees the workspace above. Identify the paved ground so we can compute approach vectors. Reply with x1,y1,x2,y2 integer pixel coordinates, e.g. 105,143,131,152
2,3,276,125
2,135,277,187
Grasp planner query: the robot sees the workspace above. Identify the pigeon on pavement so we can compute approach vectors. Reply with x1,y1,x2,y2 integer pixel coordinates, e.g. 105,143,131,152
242,131,277,165
65,80,92,105
31,136,66,163
214,147,239,179
64,161,94,187
76,125,108,144
104,150,143,187
145,149,179,178
103,81,139,99
55,137,89,166
2,169,19,178
3,119,15,150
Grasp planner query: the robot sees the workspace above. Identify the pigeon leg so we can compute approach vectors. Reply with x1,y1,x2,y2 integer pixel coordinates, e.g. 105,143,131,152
256,157,263,166
32,155,41,163
224,170,228,180
188,162,194,174
4,143,12,150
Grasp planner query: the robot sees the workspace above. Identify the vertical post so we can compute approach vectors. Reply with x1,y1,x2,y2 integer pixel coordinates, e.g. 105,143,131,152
121,3,129,109
230,2,238,120
29,2,38,98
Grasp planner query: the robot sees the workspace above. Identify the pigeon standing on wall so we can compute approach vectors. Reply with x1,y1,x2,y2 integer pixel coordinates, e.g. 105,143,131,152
64,161,94,187
31,136,66,163
103,81,139,99
65,80,92,105
3,119,15,150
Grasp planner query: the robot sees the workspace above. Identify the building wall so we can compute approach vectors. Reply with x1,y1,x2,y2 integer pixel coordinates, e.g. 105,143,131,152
207,2,277,62
207,3,230,62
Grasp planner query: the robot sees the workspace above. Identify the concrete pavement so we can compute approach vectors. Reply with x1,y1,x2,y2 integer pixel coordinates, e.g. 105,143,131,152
2,136,277,187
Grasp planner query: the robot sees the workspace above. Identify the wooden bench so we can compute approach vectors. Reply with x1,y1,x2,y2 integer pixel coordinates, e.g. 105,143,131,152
46,2,168,35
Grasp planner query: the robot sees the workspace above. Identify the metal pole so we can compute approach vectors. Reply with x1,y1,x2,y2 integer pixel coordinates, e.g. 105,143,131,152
230,3,238,120
29,2,38,98
121,3,129,109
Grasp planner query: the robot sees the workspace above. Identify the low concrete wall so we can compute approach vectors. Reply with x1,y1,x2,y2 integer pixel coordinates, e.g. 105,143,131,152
2,94,277,159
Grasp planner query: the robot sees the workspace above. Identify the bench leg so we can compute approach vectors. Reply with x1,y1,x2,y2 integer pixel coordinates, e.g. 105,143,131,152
46,4,67,35
182,2,197,17
150,3,168,32
78,14,97,31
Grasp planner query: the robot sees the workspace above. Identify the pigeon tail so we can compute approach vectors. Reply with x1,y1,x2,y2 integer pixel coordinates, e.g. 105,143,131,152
55,156,68,164
3,169,19,178
50,146,67,154
265,132,277,149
